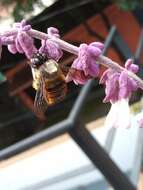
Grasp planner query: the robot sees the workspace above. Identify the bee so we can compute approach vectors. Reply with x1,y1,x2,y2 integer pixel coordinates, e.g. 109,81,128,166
30,53,68,114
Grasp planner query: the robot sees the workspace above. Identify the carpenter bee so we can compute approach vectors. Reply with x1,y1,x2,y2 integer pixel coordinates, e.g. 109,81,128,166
30,53,68,114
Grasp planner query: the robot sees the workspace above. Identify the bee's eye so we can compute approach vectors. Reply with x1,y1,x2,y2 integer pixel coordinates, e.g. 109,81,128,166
38,53,47,62
31,58,43,68
30,53,47,68
30,58,38,67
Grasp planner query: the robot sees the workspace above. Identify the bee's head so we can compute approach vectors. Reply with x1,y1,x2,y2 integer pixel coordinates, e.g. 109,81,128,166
30,53,47,68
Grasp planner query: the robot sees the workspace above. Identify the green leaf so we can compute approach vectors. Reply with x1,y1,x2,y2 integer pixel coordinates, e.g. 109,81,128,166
113,0,140,10
0,72,6,83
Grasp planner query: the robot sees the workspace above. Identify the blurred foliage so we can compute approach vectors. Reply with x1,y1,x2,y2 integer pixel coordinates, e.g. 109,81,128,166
1,0,143,21
112,0,143,10
1,0,44,21
130,101,142,114
0,72,6,83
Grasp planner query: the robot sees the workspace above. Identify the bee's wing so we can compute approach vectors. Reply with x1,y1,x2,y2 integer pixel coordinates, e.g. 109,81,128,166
34,80,48,114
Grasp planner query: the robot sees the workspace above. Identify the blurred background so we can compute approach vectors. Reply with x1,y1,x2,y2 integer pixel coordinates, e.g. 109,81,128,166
0,0,143,190
0,0,143,150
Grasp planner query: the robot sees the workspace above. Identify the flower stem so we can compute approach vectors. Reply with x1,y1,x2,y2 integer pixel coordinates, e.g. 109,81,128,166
98,55,143,90
28,29,79,55
1,28,143,89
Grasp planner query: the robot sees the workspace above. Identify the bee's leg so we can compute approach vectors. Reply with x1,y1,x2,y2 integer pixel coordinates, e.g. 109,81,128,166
60,64,71,76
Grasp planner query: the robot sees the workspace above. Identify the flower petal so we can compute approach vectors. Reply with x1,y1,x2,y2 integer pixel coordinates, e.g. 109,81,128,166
47,27,60,38
90,42,104,50
103,72,120,103
125,59,139,73
129,64,139,73
104,102,119,129
128,77,138,91
66,68,89,85
15,36,24,53
100,69,111,84
18,31,37,58
87,60,99,77
8,44,17,54
104,99,131,129
88,46,102,57
115,99,131,128
39,39,62,61
125,59,133,69
119,71,129,99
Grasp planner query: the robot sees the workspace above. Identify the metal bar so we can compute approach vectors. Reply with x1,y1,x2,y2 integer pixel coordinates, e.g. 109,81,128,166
135,29,143,60
113,30,133,60
69,121,136,190
134,30,143,79
134,30,143,80
69,26,116,122
0,112,34,129
0,119,71,160
100,12,127,61
103,26,116,53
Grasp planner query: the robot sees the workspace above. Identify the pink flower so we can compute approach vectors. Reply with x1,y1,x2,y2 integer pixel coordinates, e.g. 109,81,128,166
100,59,139,103
65,68,91,85
100,59,139,129
104,99,131,129
66,42,104,85
100,70,120,103
138,118,143,128
0,38,2,58
7,20,37,58
39,27,63,61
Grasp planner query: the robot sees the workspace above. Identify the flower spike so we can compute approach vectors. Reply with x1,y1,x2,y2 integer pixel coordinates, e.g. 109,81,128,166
1,19,143,130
